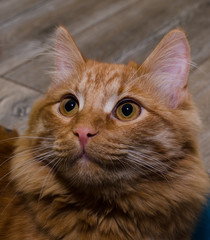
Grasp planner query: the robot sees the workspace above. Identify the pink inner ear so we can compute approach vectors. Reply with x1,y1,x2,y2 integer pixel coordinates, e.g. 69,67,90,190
55,43,73,73
158,39,189,83
54,26,85,81
145,30,190,108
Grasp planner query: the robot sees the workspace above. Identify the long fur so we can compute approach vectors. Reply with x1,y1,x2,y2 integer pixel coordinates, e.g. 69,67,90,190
0,28,209,240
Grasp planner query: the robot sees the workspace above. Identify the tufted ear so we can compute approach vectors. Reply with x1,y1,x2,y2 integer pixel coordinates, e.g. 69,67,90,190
53,26,85,81
143,29,190,108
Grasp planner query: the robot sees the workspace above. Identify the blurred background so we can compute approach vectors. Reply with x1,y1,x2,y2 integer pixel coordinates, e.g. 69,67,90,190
0,0,209,172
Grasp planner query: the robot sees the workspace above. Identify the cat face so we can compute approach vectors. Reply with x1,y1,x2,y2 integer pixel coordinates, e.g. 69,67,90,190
29,62,151,186
20,27,199,191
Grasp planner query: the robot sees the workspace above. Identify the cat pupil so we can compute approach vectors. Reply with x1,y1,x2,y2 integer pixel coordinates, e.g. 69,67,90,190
122,104,133,116
65,99,76,112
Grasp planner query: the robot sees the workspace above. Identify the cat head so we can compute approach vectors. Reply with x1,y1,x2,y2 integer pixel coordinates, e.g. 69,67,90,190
12,27,200,196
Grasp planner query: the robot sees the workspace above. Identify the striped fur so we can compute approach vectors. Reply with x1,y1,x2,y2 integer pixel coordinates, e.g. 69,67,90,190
0,27,209,240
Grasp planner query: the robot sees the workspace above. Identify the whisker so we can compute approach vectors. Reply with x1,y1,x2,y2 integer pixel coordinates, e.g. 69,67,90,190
132,152,170,170
0,194,17,216
38,157,61,201
2,150,55,191
124,150,171,182
0,144,54,168
0,135,55,144
0,148,54,182
127,157,169,182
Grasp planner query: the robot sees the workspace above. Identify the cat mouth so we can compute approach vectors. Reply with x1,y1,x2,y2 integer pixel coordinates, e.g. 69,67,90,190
78,152,97,164
75,151,107,169
76,151,123,171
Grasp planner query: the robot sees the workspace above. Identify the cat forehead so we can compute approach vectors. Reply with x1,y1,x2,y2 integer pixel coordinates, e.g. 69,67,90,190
80,62,125,88
75,63,130,113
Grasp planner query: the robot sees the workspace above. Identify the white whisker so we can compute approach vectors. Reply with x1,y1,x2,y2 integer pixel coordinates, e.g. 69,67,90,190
2,150,55,191
0,147,54,182
38,157,61,200
0,135,55,144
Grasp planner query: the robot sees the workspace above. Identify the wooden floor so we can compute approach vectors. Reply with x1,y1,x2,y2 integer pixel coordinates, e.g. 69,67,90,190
0,0,209,172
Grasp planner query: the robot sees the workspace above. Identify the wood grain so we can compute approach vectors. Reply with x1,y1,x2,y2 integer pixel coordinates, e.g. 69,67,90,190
5,0,207,91
0,0,136,75
0,0,47,24
0,78,41,133
114,0,210,65
190,59,210,171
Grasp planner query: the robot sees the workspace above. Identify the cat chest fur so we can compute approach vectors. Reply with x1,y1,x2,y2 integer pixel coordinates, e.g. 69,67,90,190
19,174,204,240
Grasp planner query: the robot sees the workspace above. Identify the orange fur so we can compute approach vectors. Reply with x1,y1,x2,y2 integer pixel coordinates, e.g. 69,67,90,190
0,27,209,240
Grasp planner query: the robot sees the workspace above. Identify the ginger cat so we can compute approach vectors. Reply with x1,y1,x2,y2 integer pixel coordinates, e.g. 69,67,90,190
0,27,209,240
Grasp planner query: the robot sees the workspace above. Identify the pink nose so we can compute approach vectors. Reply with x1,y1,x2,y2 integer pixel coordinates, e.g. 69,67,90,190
73,127,98,149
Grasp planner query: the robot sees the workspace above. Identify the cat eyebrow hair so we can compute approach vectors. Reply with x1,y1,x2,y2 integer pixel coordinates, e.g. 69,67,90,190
77,92,84,111
104,95,118,113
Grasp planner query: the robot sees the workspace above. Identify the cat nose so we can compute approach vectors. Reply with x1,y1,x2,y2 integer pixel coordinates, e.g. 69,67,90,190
73,127,98,148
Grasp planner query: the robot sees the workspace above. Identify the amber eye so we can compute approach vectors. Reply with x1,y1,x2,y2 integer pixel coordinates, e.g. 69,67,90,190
115,101,141,121
59,96,79,117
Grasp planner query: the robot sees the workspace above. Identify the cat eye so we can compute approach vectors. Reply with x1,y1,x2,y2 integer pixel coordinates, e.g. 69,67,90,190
59,95,79,117
115,100,141,121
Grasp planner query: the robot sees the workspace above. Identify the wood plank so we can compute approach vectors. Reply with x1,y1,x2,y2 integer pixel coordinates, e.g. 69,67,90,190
0,0,47,24
200,132,210,173
0,0,136,75
179,0,210,65
0,78,41,134
189,58,210,98
0,0,76,47
114,0,210,65
0,40,44,78
4,54,51,93
196,88,210,173
190,58,210,173
5,0,203,92
75,0,205,63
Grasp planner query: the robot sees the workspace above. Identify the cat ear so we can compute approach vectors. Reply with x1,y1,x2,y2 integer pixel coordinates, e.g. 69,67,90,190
143,29,190,108
53,26,85,81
